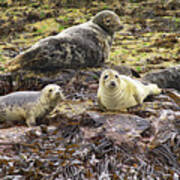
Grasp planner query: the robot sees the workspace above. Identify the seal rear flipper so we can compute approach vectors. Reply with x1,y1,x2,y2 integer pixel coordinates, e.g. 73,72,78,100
147,84,162,95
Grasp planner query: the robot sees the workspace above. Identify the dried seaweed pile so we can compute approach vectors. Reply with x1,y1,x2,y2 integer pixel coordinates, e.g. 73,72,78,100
0,77,180,179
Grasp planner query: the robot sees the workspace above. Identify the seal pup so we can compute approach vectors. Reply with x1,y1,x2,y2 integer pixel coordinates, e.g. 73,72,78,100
8,10,123,72
0,84,64,127
97,69,161,111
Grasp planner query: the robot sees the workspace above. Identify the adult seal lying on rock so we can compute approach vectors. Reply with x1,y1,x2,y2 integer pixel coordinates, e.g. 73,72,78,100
0,84,64,127
97,69,161,111
8,10,123,72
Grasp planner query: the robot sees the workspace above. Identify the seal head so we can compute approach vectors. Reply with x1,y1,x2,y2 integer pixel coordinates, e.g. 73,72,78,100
92,10,123,35
100,69,121,90
40,84,65,104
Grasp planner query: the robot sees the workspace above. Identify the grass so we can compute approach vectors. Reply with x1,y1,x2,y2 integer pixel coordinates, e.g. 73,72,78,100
58,25,65,31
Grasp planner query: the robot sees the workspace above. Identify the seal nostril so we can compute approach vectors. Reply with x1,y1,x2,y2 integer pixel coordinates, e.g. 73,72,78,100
119,25,123,30
110,81,116,87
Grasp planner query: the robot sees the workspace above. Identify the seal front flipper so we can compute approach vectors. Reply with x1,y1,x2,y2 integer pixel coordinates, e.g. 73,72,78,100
133,93,143,105
26,116,36,127
97,96,107,112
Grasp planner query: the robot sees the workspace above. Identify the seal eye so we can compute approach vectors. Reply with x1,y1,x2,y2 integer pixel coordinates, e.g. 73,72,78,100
49,89,53,93
115,75,118,79
106,18,111,24
104,75,108,80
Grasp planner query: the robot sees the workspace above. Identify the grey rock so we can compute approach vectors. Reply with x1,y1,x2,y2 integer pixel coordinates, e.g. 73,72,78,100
143,66,180,91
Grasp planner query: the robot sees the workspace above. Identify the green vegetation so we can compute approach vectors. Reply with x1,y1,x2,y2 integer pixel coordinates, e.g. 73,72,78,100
0,0,179,74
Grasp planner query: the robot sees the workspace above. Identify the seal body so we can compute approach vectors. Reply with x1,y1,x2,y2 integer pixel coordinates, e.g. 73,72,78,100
8,10,123,72
0,84,64,127
97,69,161,111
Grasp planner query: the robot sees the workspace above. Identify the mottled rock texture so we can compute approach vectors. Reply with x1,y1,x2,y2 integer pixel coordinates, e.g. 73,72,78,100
143,66,180,91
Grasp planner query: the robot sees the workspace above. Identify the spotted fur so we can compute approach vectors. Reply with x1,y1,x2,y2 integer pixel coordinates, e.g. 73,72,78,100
8,10,123,72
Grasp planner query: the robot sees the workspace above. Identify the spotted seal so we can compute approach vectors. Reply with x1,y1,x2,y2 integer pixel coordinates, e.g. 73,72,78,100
0,84,64,127
8,10,123,72
97,69,162,111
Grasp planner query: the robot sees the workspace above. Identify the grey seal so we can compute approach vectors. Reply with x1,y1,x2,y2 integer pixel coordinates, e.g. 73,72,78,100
0,84,64,127
8,10,123,72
